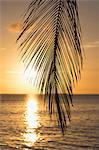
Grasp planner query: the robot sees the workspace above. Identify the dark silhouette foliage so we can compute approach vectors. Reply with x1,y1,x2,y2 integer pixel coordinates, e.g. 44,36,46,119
17,0,83,133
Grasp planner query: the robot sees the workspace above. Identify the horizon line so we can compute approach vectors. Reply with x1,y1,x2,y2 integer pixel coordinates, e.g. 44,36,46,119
0,93,99,95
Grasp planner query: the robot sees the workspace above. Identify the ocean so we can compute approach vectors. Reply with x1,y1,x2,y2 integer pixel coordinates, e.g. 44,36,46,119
0,94,99,150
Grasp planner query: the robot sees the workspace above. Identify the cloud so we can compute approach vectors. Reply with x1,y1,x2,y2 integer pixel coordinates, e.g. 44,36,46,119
7,22,22,33
7,22,34,33
6,70,23,75
84,41,99,49
0,48,6,52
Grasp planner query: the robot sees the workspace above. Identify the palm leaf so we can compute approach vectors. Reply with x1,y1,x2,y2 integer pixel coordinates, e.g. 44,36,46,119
17,0,83,133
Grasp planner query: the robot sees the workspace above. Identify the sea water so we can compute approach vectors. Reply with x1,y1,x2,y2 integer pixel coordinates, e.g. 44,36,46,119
0,95,99,150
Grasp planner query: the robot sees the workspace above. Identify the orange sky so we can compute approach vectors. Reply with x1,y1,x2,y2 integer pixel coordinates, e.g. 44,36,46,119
0,0,99,94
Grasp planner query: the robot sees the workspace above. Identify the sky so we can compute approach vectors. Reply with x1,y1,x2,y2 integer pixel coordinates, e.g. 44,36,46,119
0,0,99,94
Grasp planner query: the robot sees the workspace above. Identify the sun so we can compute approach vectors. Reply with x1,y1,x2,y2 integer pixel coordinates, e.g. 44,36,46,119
24,66,37,84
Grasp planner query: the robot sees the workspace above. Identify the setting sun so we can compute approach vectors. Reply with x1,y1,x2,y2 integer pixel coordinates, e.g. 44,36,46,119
24,67,37,84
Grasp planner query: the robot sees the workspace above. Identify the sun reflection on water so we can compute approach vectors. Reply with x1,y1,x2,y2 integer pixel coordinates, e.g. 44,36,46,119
23,96,40,146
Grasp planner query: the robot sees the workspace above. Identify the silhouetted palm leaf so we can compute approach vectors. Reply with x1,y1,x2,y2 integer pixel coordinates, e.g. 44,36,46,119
17,0,83,133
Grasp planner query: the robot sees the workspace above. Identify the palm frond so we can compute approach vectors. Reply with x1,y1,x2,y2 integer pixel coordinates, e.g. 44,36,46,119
17,0,83,133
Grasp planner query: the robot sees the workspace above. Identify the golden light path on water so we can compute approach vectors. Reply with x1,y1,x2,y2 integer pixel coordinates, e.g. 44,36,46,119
23,96,40,146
